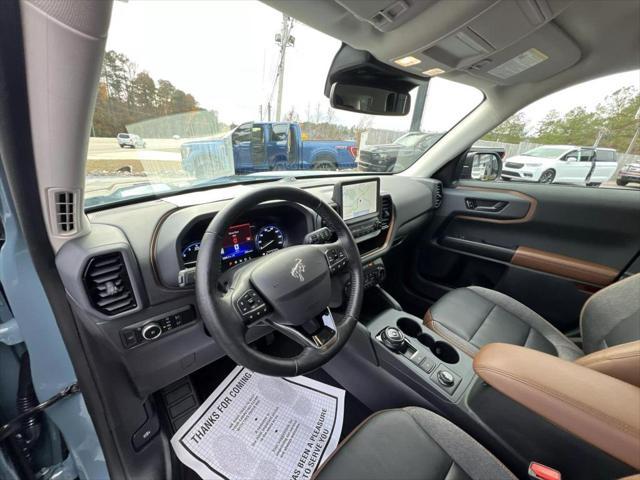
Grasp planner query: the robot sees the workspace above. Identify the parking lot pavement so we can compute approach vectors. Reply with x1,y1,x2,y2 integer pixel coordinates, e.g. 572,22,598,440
87,137,185,174
88,137,183,155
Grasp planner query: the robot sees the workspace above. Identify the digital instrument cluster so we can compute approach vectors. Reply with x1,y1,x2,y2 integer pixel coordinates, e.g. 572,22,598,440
181,222,286,270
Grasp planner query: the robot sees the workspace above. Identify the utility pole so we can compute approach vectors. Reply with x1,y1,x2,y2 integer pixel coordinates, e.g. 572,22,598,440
274,15,295,122
593,127,608,147
625,105,640,154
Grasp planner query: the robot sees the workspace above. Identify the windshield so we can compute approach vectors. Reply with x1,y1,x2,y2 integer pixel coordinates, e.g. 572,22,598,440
393,133,428,147
85,0,482,209
521,146,570,159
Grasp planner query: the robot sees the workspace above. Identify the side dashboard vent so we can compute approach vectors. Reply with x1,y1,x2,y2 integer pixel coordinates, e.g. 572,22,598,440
380,195,392,228
53,190,77,234
433,183,443,209
83,252,137,316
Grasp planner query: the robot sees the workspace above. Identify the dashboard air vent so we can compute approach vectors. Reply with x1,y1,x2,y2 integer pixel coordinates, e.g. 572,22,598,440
433,183,443,209
53,190,77,234
83,252,137,316
380,195,392,228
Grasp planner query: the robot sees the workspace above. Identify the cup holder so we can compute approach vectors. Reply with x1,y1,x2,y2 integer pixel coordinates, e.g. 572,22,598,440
418,333,460,364
394,317,460,364
417,332,434,349
396,318,422,337
432,341,460,364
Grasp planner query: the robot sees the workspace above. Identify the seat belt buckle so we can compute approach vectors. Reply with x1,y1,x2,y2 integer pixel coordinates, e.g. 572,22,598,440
528,462,561,480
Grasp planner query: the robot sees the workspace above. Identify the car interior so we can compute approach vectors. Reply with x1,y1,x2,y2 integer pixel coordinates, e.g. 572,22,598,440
0,1,639,480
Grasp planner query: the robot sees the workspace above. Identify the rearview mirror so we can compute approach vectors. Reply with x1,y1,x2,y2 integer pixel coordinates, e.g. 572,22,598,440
330,83,411,116
460,152,502,181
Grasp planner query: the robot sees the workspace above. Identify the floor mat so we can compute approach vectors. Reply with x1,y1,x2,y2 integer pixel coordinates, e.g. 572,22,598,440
172,366,345,480
304,369,372,440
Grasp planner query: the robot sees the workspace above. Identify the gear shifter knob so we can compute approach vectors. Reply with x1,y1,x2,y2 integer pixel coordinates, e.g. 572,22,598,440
380,326,406,353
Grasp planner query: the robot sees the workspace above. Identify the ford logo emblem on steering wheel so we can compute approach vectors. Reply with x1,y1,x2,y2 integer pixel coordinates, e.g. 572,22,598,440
290,258,306,282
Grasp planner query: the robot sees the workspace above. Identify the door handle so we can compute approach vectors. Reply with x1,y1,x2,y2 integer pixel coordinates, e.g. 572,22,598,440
464,198,507,212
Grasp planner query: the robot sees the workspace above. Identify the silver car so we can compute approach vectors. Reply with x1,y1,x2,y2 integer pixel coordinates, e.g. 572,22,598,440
117,133,146,149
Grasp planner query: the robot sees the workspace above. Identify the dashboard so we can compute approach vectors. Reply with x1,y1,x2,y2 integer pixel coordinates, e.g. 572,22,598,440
56,175,441,399
52,174,441,472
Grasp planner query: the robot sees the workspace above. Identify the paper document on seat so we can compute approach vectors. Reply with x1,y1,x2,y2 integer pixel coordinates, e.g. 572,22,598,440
171,366,345,480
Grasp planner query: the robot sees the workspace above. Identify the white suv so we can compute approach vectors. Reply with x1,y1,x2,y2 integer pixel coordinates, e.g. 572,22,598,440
117,133,146,149
501,145,618,185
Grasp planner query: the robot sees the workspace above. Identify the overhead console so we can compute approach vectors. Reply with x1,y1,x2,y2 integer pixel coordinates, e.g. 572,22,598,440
268,0,579,86
371,0,581,85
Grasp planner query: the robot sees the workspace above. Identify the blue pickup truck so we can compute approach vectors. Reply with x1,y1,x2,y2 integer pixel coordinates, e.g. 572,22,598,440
181,121,357,177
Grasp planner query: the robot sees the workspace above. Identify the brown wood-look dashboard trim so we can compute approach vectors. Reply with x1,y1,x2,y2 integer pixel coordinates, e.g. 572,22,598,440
455,186,538,224
511,246,618,287
361,209,395,264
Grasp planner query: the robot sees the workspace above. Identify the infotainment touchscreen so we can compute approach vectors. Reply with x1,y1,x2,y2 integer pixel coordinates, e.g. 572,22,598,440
334,179,380,222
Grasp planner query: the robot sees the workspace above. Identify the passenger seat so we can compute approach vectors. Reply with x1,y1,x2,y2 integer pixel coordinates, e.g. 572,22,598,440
424,273,640,364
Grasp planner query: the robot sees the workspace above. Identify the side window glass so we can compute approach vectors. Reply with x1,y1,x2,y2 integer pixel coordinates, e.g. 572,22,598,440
250,125,265,144
469,71,639,189
564,150,579,161
232,124,251,145
271,124,289,142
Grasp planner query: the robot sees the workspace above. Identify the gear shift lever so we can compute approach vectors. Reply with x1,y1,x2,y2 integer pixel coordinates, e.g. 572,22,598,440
380,326,407,353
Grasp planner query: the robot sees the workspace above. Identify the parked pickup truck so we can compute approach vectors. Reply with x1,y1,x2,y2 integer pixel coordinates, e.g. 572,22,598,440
181,121,357,177
357,131,505,173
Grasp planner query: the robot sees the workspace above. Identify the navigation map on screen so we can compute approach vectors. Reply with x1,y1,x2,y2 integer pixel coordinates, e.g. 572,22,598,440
342,181,378,220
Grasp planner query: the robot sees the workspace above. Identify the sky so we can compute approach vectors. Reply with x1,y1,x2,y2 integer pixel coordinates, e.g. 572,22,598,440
106,0,639,133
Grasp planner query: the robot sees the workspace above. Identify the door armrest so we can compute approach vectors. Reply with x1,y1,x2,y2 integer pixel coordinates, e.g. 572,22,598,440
473,343,640,470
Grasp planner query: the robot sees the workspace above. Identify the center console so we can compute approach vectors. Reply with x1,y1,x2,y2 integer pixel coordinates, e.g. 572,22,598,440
366,310,475,403
332,294,638,480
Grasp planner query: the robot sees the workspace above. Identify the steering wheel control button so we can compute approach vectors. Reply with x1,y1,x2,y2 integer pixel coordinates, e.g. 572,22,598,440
325,247,348,273
380,326,406,353
236,290,269,322
304,227,333,244
142,323,162,340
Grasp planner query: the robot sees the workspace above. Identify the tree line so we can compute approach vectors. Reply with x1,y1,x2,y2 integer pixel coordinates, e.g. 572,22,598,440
483,86,640,154
91,50,208,137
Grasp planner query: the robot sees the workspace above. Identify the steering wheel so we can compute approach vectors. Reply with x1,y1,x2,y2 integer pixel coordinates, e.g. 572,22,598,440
195,185,364,376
